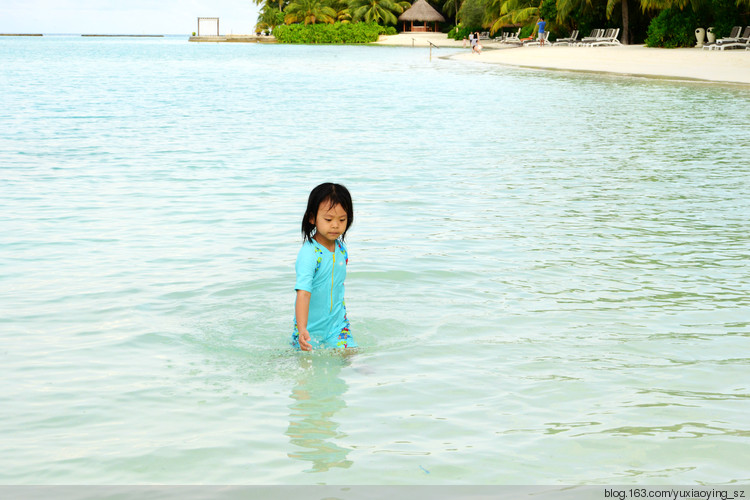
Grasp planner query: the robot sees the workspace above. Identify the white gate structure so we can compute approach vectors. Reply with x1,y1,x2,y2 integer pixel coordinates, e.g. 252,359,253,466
197,17,219,36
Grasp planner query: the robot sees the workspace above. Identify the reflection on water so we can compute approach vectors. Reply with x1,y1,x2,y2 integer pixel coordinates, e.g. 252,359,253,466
286,354,353,473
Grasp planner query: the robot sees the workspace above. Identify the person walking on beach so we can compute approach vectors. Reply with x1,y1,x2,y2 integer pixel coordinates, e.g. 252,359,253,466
471,32,482,53
292,183,357,351
536,17,547,46
469,32,476,51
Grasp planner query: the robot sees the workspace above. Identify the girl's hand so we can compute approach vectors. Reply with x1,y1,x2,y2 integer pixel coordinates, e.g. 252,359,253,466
298,329,312,351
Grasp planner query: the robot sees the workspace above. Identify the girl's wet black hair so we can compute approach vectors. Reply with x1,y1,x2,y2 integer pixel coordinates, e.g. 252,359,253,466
302,183,354,244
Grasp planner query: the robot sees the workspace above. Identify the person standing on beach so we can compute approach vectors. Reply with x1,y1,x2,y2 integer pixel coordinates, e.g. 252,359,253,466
471,32,482,53
469,32,476,51
292,183,357,351
536,17,546,46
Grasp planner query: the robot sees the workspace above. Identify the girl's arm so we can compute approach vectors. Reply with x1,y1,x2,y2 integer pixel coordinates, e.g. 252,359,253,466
295,290,312,351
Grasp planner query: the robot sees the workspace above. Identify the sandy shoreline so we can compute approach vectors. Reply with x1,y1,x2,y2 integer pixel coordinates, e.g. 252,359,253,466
374,32,467,48
375,33,750,85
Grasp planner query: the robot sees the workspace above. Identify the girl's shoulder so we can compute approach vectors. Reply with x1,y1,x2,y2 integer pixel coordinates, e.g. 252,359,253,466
296,241,325,275
297,240,323,258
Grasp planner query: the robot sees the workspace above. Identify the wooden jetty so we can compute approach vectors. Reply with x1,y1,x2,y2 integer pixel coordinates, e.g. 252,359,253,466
189,34,277,43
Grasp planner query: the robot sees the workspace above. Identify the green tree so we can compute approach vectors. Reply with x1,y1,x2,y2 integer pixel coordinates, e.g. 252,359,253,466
443,0,464,22
349,0,410,24
554,0,587,26
459,0,490,28
483,0,538,34
552,0,631,43
256,3,287,31
637,0,701,9
562,0,631,44
255,0,289,15
255,0,290,31
284,0,338,24
639,0,749,43
328,0,353,22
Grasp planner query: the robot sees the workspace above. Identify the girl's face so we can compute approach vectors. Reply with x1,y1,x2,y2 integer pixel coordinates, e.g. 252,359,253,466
311,201,348,248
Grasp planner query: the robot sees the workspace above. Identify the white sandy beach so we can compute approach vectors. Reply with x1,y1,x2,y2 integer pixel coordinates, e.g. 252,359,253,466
375,33,750,85
374,32,468,47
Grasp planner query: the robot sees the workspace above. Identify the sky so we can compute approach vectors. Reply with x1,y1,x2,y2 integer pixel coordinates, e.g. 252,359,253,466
1,0,261,35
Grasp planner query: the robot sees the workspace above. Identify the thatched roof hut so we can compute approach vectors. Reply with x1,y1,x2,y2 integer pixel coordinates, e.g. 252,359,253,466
398,0,445,32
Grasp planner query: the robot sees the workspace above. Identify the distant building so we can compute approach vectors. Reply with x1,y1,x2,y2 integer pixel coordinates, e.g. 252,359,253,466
398,0,445,33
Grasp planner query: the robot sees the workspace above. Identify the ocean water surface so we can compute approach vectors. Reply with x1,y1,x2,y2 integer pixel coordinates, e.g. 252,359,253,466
1,36,749,484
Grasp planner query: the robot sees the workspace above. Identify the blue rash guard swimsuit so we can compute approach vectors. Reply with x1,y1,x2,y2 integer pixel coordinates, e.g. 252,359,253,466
292,239,357,350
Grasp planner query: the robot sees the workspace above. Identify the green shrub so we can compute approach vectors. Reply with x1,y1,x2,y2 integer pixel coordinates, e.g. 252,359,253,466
669,0,747,42
644,8,698,48
273,22,385,43
448,25,481,40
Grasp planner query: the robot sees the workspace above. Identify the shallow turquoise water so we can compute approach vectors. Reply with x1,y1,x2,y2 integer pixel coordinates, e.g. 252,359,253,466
1,36,749,484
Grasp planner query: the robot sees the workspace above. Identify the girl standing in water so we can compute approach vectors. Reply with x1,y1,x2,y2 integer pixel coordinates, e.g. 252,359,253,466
292,183,357,351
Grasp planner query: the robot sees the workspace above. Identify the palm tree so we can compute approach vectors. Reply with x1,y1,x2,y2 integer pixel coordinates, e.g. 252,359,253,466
256,2,287,31
554,0,591,23
637,0,700,8
350,0,410,24
613,0,630,44
284,0,338,23
335,7,354,21
255,0,289,13
554,0,630,43
443,0,463,22
255,0,291,31
484,0,539,34
329,0,354,22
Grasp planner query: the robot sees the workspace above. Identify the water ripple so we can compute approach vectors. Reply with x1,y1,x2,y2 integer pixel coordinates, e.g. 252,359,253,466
1,36,749,485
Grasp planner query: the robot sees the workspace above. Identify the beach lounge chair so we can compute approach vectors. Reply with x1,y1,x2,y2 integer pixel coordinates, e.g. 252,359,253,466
591,28,621,46
702,26,742,50
479,31,490,40
587,28,615,45
498,31,513,43
553,30,578,46
579,29,605,45
525,31,550,46
712,26,750,50
502,28,522,44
